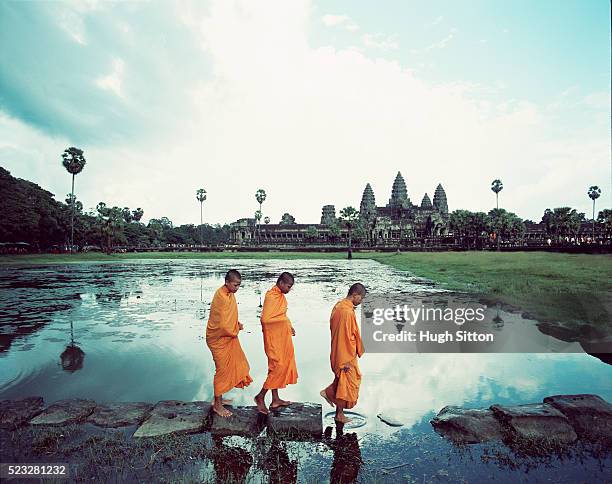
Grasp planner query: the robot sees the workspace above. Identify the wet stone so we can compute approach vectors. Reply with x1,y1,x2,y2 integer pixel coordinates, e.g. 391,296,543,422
431,406,504,444
0,396,45,430
133,400,210,438
88,402,154,428
490,403,577,443
543,394,612,444
210,405,267,437
29,398,96,426
267,402,322,439
377,413,404,427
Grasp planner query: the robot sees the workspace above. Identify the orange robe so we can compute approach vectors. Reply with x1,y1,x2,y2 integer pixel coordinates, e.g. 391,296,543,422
325,298,364,409
206,285,253,396
261,285,298,389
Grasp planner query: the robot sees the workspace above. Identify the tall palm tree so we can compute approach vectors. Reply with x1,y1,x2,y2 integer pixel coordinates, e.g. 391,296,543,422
490,179,504,250
588,185,601,240
255,189,267,243
491,179,503,210
196,188,207,246
254,210,262,243
62,147,87,252
340,206,360,260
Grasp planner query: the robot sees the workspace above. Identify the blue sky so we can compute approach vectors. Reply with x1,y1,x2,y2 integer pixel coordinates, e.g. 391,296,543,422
0,0,609,225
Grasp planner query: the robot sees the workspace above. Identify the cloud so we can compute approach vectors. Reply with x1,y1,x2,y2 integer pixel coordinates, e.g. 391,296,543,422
362,33,399,50
425,32,454,50
96,58,126,98
0,0,609,227
322,13,359,31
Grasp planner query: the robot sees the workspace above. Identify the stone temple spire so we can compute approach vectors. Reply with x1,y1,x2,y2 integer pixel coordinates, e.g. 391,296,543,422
387,171,409,208
359,183,376,218
420,193,433,209
432,183,448,215
320,205,336,225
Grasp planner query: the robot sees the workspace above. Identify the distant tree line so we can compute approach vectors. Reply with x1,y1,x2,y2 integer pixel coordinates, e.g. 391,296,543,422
0,167,230,251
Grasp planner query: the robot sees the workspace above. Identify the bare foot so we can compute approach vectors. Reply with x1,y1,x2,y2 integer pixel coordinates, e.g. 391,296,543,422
212,403,232,418
334,413,352,424
254,395,269,415
270,399,291,409
320,389,334,407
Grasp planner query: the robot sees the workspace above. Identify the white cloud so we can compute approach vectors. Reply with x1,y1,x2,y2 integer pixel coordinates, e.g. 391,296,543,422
362,33,399,50
1,0,609,226
425,32,454,50
95,58,126,98
322,13,359,31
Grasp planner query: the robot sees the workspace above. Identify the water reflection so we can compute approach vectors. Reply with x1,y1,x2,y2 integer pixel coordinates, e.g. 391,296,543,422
59,321,85,372
0,259,610,481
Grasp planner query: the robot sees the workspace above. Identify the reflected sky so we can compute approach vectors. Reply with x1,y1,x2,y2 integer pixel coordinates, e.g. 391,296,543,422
0,259,610,436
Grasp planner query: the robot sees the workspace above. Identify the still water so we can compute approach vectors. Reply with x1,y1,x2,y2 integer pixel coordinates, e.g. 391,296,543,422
0,259,610,482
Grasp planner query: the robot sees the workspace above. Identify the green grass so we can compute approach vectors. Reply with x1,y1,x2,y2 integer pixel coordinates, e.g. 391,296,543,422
1,251,611,325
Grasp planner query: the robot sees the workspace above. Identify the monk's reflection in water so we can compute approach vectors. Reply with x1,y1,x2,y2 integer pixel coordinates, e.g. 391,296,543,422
262,439,298,484
211,435,253,483
325,423,363,484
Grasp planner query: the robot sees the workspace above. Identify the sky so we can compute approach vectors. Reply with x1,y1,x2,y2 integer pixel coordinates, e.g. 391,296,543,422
0,0,610,225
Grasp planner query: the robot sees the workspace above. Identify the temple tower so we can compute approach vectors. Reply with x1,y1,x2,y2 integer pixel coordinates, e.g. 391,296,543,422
320,205,337,225
432,184,448,215
387,172,409,207
420,193,433,209
359,183,376,219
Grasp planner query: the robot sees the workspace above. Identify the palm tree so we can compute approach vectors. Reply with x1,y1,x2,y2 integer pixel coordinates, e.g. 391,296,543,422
62,147,87,252
588,186,601,240
264,216,270,225
255,189,266,242
490,179,504,249
491,179,503,210
196,188,207,246
254,210,262,243
339,206,360,259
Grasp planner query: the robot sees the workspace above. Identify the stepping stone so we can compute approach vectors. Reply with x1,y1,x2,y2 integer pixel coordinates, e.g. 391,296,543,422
29,398,96,426
133,400,210,438
210,406,267,437
377,413,403,427
88,402,153,428
267,402,322,439
490,403,577,443
0,396,45,430
543,394,612,444
431,406,504,443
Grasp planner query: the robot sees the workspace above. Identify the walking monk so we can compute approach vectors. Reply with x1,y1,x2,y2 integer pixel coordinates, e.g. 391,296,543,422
254,272,298,414
320,283,366,424
206,269,253,417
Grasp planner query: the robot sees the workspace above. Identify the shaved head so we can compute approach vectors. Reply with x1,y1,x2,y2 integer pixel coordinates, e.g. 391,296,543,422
225,269,242,282
347,283,366,297
277,272,295,285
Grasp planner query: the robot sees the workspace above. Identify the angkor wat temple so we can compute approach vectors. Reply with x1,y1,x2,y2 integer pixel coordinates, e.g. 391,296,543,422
229,172,449,245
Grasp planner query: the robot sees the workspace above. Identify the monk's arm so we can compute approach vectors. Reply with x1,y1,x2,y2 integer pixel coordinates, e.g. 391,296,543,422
261,297,290,324
211,295,239,337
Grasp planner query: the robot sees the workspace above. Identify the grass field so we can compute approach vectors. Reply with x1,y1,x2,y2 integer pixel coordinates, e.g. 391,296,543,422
2,251,611,325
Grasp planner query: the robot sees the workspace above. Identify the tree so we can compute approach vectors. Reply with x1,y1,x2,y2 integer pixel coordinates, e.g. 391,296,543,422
280,213,296,225
541,207,584,240
597,209,612,236
305,225,318,242
62,147,87,252
488,208,524,248
328,222,341,243
264,216,270,224
255,189,266,242
196,188,207,245
122,207,133,224
588,186,601,240
96,202,125,254
339,206,359,259
491,179,503,210
254,210,262,242
132,208,144,222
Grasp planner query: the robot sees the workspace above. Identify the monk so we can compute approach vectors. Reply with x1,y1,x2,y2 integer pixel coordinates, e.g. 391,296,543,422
206,269,253,417
254,272,298,414
320,283,366,424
